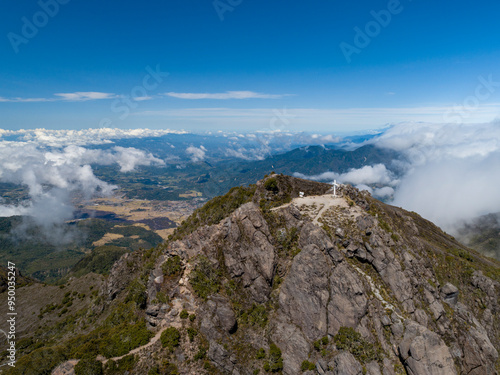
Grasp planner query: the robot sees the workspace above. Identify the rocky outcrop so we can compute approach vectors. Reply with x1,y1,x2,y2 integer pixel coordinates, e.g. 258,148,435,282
329,352,363,375
398,321,456,375
221,203,277,304
278,244,331,340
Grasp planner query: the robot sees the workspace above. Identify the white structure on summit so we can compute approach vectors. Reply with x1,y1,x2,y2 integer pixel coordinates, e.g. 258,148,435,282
332,180,339,197
299,191,305,198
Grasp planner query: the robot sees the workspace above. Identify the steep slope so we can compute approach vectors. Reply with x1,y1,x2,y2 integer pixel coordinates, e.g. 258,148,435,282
3,174,499,375
456,212,500,261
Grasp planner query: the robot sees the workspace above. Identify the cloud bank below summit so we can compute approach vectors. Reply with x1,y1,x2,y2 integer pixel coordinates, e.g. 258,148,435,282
0,140,165,244
297,121,500,232
1,122,499,237
373,122,500,230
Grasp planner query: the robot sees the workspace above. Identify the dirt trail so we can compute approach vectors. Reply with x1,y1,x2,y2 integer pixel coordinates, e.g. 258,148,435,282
51,326,169,374
103,325,168,363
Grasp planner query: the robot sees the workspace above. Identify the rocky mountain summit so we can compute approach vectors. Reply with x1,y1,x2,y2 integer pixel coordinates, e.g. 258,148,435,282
136,174,500,374
5,174,500,375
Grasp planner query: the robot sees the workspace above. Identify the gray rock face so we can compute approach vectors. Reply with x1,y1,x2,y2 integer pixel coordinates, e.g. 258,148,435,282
461,323,499,375
279,244,331,340
398,321,457,375
208,341,239,375
200,294,237,340
329,352,363,375
441,283,459,306
270,316,310,375
299,222,344,264
105,252,136,300
222,203,277,303
328,262,368,334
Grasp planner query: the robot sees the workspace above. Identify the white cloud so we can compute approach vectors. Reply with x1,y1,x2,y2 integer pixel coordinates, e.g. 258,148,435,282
186,146,206,162
54,92,118,101
0,141,165,241
294,164,397,187
369,121,500,231
374,186,394,198
0,92,119,103
164,91,287,100
0,128,188,147
339,164,397,186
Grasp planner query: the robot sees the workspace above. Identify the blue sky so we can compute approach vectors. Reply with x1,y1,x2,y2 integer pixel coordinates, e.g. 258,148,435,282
1,0,500,132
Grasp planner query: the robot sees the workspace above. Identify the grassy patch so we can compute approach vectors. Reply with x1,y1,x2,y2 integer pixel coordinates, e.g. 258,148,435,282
334,327,382,364
239,303,268,328
189,256,221,300
161,327,181,352
263,343,284,373
162,255,182,277
171,185,256,241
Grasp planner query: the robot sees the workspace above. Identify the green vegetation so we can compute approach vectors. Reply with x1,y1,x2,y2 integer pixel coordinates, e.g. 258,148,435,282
66,302,153,359
313,336,329,351
334,327,382,364
5,346,66,375
0,216,162,283
71,246,128,278
74,356,103,375
125,278,148,309
276,227,300,257
154,291,168,304
264,177,279,193
263,343,284,373
161,327,181,352
162,255,183,276
189,313,196,322
160,361,179,375
194,346,208,361
108,225,163,250
180,309,189,319
301,360,316,371
189,256,221,300
171,185,256,241
104,355,138,374
256,348,266,360
187,327,198,342
240,303,268,328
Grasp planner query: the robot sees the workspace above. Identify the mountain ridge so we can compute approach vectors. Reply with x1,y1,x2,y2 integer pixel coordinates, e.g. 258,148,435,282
2,174,499,374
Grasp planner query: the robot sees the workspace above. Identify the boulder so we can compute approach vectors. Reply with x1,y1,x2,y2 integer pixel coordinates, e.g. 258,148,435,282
398,321,456,375
329,352,363,375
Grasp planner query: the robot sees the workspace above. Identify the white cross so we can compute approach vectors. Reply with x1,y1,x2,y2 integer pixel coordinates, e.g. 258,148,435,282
332,180,339,197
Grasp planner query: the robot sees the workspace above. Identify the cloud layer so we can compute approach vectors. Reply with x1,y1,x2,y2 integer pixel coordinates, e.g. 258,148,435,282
370,121,500,230
294,121,500,233
294,164,397,199
164,91,287,100
0,128,187,147
0,140,165,244
0,92,118,102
